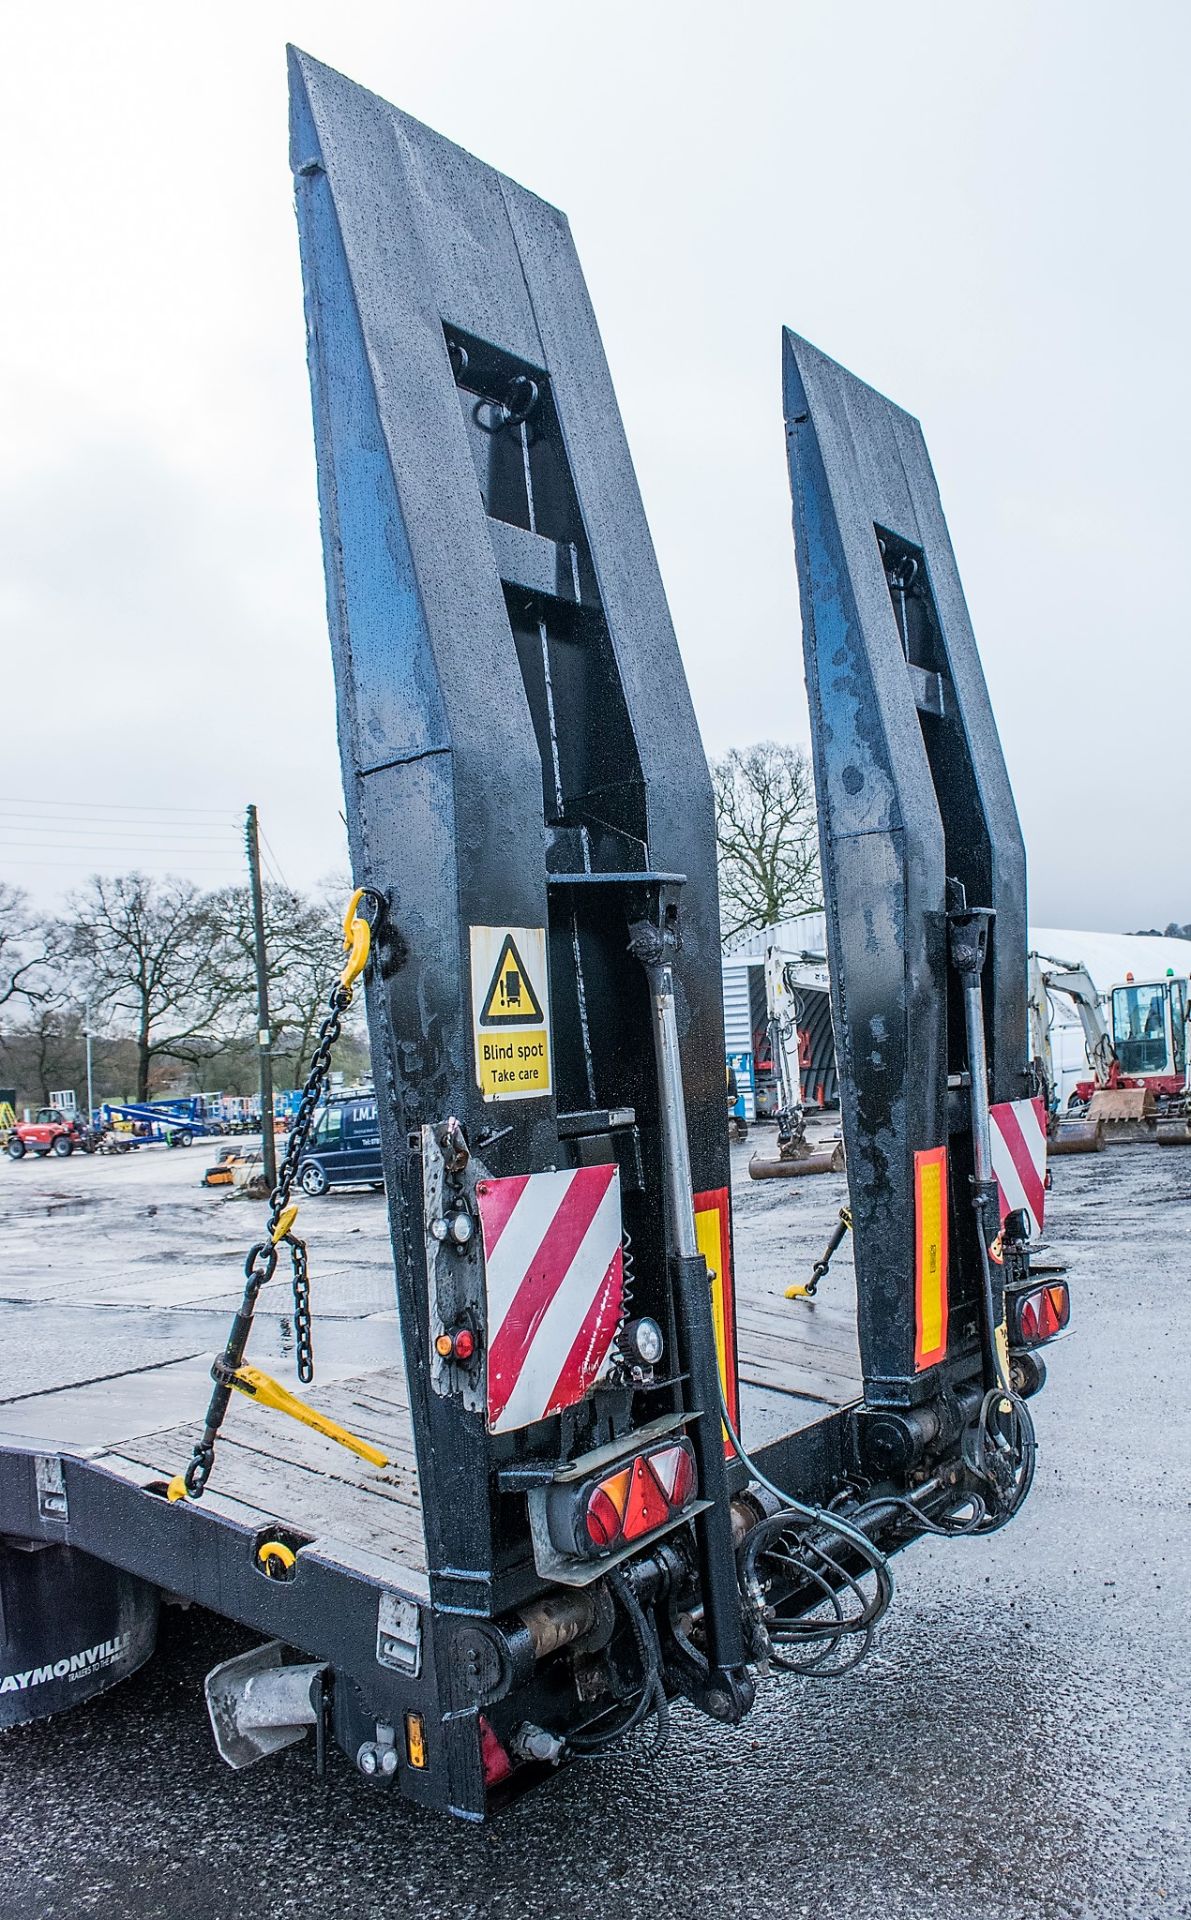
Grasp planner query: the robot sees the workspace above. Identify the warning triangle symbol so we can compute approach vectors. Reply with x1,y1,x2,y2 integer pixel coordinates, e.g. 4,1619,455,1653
479,934,545,1027
625,1455,671,1537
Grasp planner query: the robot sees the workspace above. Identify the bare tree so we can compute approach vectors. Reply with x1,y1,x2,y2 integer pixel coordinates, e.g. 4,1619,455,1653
206,880,363,1087
0,883,49,1009
65,874,242,1102
710,742,822,940
0,1001,86,1109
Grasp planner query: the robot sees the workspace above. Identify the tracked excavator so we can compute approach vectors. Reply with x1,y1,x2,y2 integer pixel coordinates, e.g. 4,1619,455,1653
1030,953,1191,1147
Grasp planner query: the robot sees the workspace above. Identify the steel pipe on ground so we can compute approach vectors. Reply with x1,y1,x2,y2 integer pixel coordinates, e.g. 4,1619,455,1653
1047,1120,1105,1156
748,1142,845,1180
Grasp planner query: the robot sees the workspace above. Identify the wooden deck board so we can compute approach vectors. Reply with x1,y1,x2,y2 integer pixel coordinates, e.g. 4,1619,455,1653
20,1257,862,1578
734,1262,863,1408
93,1360,426,1569
113,1429,426,1567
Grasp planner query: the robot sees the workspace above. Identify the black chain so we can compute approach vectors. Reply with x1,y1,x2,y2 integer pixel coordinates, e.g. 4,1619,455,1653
291,1235,313,1384
260,977,356,1381
178,896,380,1500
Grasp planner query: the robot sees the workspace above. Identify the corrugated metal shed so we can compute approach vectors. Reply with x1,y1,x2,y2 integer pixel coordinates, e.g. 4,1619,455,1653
722,957,762,1120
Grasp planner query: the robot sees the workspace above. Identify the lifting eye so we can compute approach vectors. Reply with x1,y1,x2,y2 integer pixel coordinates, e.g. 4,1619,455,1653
257,1540,297,1581
501,375,538,427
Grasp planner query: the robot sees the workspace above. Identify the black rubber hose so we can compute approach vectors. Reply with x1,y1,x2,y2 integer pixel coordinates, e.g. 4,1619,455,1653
718,1386,895,1627
566,1570,669,1757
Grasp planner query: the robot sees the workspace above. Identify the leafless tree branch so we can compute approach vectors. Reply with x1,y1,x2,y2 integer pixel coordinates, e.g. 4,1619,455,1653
710,741,822,940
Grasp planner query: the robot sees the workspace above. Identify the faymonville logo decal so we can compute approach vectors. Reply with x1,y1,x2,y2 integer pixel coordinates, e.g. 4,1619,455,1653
0,1631,133,1694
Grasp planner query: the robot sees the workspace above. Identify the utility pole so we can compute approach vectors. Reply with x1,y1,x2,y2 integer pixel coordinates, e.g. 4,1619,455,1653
245,804,277,1189
84,996,95,1126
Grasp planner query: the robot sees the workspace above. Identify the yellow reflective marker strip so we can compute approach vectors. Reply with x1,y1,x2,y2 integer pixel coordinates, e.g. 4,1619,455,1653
914,1145,949,1369
230,1365,389,1468
694,1188,737,1453
405,1710,428,1769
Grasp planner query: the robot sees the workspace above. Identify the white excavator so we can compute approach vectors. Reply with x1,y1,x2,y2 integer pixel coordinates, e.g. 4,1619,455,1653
747,945,845,1179
1028,953,1190,1146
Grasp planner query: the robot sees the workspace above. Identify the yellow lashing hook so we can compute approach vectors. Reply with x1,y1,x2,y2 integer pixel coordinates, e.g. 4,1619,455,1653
226,1365,389,1468
167,1366,388,1502
271,1203,299,1245
340,887,372,994
257,1539,297,1577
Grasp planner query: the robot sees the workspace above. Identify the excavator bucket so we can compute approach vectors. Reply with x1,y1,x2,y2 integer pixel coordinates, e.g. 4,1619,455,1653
1046,1117,1105,1156
1087,1086,1154,1125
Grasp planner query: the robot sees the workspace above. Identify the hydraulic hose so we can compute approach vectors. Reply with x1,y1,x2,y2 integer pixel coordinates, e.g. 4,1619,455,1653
719,1388,892,1594
717,1386,895,1652
566,1569,670,1758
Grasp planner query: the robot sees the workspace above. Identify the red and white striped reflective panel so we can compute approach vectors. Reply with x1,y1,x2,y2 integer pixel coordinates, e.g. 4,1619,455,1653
989,1097,1047,1240
476,1165,624,1434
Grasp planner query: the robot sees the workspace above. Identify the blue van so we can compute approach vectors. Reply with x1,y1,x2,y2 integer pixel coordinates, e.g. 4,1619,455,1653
297,1096,384,1195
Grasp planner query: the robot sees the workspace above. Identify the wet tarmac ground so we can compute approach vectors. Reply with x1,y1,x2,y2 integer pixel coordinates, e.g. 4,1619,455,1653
0,1134,1189,1918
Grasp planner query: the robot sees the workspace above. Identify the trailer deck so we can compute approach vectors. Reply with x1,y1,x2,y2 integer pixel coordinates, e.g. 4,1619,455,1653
0,1143,861,1585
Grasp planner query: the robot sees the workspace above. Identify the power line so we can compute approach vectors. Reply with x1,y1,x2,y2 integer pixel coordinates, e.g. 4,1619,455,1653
0,819,240,832
0,830,238,843
0,860,243,875
0,816,241,836
0,798,240,818
0,840,239,854
0,832,241,849
259,831,295,895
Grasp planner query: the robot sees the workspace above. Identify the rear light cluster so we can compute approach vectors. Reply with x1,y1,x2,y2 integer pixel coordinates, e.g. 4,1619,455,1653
546,1437,698,1560
434,1325,476,1363
1009,1280,1071,1348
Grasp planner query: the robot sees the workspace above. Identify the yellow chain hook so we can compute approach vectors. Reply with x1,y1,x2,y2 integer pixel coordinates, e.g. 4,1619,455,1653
340,886,372,993
271,1203,299,1245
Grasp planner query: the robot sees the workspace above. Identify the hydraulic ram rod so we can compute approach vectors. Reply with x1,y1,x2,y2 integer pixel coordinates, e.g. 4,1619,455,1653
948,899,1009,1392
630,907,753,1721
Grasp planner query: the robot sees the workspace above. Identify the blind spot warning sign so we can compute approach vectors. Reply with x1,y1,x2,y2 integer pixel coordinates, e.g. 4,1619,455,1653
470,926,552,1101
478,934,545,1026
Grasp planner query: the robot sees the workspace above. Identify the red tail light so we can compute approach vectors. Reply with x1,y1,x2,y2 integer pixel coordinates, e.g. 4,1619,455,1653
585,1470,629,1547
655,1441,696,1509
1010,1279,1070,1348
548,1437,699,1560
479,1715,513,1788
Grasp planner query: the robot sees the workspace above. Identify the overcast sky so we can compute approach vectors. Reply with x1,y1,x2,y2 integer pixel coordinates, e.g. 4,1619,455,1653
3,1,1187,930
